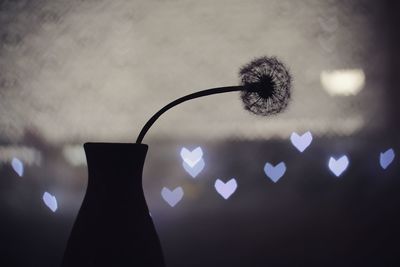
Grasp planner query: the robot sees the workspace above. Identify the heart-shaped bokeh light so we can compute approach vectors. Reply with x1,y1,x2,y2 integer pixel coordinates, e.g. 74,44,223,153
161,187,184,207
180,147,203,168
182,158,205,178
11,157,24,177
328,155,349,177
380,148,395,170
42,192,58,212
264,162,286,183
290,131,313,152
214,178,237,200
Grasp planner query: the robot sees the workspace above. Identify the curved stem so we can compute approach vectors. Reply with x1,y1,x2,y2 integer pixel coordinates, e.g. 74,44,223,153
136,85,243,144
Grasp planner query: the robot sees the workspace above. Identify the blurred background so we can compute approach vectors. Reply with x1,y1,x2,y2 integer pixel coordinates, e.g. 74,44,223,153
0,0,399,266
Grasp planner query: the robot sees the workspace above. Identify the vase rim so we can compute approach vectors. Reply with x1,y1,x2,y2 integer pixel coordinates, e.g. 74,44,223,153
84,142,148,148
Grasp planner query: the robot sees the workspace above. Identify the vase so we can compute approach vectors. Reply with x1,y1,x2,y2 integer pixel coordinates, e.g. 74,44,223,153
61,143,165,266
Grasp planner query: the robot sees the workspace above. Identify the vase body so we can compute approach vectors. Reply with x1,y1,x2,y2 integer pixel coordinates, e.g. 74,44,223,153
61,143,165,267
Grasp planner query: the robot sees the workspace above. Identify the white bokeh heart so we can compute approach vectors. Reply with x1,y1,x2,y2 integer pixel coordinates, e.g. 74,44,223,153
290,131,313,152
180,147,203,168
161,187,184,207
380,148,395,170
328,155,349,177
182,158,205,178
11,157,24,177
215,178,237,200
42,192,58,212
264,162,286,183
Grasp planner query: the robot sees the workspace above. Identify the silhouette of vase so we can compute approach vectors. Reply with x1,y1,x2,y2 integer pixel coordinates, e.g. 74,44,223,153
61,143,165,267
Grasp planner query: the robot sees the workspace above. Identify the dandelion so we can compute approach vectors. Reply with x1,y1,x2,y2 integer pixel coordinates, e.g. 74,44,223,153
136,56,293,143
240,56,292,116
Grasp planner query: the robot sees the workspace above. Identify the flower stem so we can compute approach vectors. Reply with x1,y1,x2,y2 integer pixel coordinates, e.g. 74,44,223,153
136,85,243,144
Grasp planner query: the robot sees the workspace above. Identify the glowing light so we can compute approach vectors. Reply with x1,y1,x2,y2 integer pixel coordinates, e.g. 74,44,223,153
264,162,286,183
380,148,395,170
182,158,205,178
62,145,86,166
328,155,349,177
290,131,313,152
180,147,203,168
161,187,184,207
214,178,237,200
320,69,365,96
11,157,24,177
42,192,58,212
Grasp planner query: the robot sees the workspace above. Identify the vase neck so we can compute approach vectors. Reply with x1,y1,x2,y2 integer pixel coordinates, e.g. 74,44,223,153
84,143,148,190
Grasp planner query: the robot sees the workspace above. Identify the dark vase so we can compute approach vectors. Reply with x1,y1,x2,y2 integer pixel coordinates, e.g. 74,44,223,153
61,143,165,267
